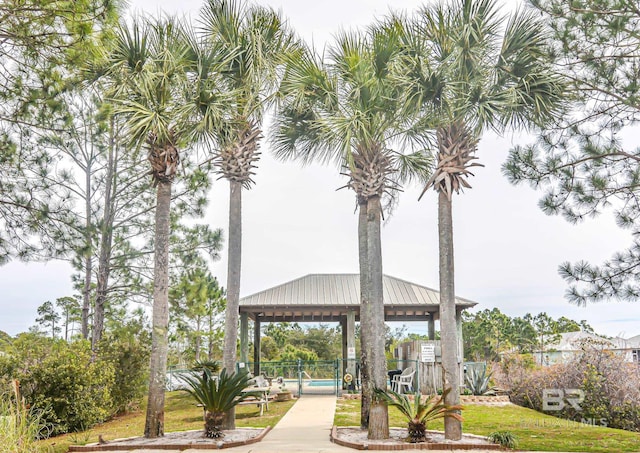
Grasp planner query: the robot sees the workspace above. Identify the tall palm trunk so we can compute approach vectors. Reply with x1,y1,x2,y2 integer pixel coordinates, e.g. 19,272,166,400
365,195,389,440
358,196,371,429
438,189,461,440
222,179,242,430
144,180,172,438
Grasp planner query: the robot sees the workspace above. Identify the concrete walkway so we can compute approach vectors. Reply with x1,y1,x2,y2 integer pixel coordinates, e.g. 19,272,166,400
224,394,348,453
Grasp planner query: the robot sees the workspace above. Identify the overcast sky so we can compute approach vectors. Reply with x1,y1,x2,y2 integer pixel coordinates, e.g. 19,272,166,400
2,0,639,338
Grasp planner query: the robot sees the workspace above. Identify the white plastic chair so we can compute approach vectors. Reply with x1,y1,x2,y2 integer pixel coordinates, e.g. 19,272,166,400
392,367,415,394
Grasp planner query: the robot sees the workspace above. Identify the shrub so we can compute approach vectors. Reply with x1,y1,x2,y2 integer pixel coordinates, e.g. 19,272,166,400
0,334,115,437
97,335,149,415
495,345,640,431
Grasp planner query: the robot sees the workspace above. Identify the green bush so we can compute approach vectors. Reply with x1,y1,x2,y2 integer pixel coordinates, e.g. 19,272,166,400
98,335,149,415
0,334,115,437
499,345,640,432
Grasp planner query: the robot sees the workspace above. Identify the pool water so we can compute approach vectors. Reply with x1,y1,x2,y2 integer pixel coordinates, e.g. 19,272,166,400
307,380,336,387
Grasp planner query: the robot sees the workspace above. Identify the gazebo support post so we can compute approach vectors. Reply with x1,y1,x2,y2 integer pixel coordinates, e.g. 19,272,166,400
253,318,261,376
345,310,356,387
456,308,464,385
428,312,436,341
240,312,248,366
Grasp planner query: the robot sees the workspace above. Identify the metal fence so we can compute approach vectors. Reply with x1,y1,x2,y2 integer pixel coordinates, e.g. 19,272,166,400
168,359,483,395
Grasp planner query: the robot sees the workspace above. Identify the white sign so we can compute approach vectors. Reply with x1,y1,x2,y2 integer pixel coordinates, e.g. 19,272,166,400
347,347,356,359
421,344,435,363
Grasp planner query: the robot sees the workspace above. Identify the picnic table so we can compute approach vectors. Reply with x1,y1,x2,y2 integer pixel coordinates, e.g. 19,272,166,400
238,386,271,416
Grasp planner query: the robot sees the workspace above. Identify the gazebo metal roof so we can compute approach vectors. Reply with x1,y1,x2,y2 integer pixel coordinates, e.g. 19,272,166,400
239,273,477,322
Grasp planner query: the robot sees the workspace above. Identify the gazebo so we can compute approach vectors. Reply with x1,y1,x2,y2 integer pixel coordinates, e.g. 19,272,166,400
238,273,477,377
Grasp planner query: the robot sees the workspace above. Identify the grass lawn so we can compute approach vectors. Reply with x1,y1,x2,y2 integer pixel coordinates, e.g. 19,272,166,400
335,399,640,452
38,391,297,453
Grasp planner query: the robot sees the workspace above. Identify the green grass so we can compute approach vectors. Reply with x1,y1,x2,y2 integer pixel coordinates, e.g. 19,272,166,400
335,399,640,452
38,391,297,453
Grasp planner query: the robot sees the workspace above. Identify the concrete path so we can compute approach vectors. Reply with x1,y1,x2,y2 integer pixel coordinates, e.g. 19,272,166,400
222,394,348,453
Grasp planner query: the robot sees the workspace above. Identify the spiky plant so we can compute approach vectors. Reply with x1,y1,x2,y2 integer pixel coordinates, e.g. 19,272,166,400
374,388,463,443
465,367,496,396
180,368,260,438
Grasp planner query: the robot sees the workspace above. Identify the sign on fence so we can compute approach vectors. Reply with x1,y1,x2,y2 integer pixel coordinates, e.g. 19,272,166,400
420,344,435,363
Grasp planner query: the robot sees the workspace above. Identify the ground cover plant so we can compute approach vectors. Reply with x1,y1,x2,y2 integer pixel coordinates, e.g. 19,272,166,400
334,399,640,452
37,391,296,453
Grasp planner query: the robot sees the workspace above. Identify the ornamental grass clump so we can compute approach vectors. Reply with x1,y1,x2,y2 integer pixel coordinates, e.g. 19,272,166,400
374,388,463,443
180,368,260,438
0,380,51,453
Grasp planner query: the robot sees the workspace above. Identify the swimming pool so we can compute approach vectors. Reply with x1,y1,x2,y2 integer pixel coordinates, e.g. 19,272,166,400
307,380,336,387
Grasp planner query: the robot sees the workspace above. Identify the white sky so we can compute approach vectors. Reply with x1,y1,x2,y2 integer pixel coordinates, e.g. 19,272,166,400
1,0,639,338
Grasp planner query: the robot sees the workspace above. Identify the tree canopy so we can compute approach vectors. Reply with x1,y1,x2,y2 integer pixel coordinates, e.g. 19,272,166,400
504,0,640,304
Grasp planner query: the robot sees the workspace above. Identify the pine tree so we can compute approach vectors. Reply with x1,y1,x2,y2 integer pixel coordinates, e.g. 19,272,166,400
503,0,640,304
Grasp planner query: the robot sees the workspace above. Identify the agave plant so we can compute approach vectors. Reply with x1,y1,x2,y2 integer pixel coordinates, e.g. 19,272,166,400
465,367,496,396
180,368,260,438
374,388,463,443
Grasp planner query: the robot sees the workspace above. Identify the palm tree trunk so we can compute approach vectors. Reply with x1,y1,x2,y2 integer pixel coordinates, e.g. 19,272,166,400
144,180,172,438
438,190,461,440
365,195,389,440
222,179,242,430
358,196,371,429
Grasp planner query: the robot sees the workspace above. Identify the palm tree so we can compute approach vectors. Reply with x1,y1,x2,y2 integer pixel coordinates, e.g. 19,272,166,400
105,16,232,438
273,24,431,440
198,0,299,430
401,0,565,440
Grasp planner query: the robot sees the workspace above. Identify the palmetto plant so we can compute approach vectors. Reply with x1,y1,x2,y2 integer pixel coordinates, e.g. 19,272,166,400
397,0,566,440
274,23,431,441
180,368,259,438
374,388,463,443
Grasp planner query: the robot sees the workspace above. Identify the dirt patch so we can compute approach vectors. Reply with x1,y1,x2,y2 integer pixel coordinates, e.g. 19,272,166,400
68,427,270,451
331,427,502,450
